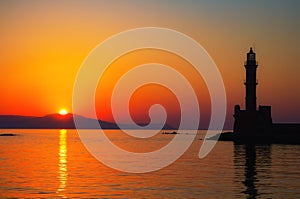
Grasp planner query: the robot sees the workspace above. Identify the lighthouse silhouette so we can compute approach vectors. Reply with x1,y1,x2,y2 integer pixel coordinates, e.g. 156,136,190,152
233,47,273,142
229,47,300,144
215,47,300,144
244,47,258,111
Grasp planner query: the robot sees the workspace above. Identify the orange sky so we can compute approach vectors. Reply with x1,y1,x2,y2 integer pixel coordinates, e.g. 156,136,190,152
0,1,299,128
95,49,211,128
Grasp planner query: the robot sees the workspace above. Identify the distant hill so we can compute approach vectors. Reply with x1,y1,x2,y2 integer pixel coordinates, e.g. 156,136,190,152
0,114,174,129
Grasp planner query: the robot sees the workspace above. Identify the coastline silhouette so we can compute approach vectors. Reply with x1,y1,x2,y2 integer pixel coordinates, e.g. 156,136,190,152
0,114,173,130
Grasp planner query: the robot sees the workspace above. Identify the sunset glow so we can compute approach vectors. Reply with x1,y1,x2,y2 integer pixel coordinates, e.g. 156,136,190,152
59,109,68,116
0,1,299,128
1,1,300,198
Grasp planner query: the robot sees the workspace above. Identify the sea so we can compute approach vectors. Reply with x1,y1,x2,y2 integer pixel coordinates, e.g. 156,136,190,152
0,129,300,199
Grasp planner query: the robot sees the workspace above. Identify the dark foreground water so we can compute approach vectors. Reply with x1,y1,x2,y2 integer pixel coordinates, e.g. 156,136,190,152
0,129,300,198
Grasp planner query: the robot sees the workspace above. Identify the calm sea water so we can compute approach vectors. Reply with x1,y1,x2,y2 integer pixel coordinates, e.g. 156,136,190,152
0,129,300,199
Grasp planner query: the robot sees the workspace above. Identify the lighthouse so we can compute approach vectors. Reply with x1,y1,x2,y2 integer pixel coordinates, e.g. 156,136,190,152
244,47,258,111
233,47,272,139
221,47,300,144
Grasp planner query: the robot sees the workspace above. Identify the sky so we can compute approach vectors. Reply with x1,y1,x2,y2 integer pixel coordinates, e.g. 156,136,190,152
0,0,299,128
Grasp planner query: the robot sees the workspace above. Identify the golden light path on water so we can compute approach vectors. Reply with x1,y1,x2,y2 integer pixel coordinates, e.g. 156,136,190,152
57,129,68,198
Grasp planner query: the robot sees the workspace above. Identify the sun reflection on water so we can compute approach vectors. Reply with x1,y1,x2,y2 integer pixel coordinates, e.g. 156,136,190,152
57,129,68,198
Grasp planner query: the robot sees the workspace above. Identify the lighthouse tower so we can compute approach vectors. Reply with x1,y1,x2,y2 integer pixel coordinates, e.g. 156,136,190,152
224,47,300,144
244,47,258,111
233,47,272,140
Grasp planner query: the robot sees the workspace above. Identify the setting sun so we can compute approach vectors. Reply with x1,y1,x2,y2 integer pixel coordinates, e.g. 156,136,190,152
59,109,68,115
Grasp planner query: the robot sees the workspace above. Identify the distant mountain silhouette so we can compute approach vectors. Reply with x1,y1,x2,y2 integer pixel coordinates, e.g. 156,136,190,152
0,114,174,129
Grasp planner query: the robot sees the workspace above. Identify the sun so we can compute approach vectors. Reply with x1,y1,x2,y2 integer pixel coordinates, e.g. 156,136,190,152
59,109,68,115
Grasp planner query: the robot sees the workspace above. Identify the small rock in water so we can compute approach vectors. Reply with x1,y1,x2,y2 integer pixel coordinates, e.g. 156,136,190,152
0,133,17,136
162,131,178,134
